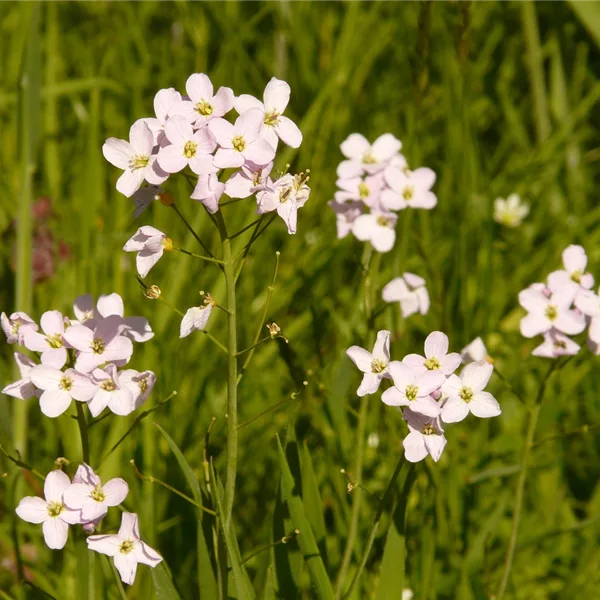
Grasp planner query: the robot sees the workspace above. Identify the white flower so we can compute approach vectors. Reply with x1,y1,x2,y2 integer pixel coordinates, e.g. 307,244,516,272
118,369,156,409
382,273,429,318
191,174,226,214
88,364,135,418
402,408,447,463
547,245,594,292
1,311,38,344
381,167,437,211
337,133,402,179
22,310,69,369
403,331,461,376
140,87,182,145
351,210,397,253
2,352,38,400
328,200,364,240
460,337,489,364
123,226,172,278
532,330,580,358
180,304,213,338
346,330,391,396
493,194,529,228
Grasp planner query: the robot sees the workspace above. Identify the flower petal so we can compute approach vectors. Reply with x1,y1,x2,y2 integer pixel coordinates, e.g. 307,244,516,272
470,391,501,418
16,496,48,524
44,470,71,502
424,331,448,359
43,518,69,550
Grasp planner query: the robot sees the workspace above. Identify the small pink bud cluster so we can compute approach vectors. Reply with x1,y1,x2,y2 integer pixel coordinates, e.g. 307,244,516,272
347,331,500,463
518,245,599,357
329,133,437,252
2,293,156,418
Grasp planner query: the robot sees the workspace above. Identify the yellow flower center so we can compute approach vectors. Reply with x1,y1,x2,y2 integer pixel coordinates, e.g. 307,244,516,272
138,377,148,393
59,376,73,391
362,153,377,165
402,186,414,200
47,334,63,349
358,182,370,198
90,339,105,354
47,501,64,518
264,111,280,127
101,380,116,392
232,135,246,152
421,424,435,435
371,358,387,374
405,384,419,401
376,216,389,227
545,305,558,321
162,237,174,251
131,155,149,170
195,100,213,116
183,141,197,159
554,340,567,350
119,539,135,554
90,485,106,503
459,387,473,402
571,271,582,284
424,357,440,370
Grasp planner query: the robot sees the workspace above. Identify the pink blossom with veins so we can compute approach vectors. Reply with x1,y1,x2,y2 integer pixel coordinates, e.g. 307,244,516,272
224,161,273,199
328,200,364,239
87,512,162,585
402,408,447,463
29,365,97,418
140,87,182,146
351,210,397,253
122,226,172,278
403,331,461,376
157,115,217,175
547,245,594,292
16,470,81,550
63,463,129,523
519,286,585,338
382,273,430,318
1,311,38,344
118,369,156,410
381,361,445,417
441,361,501,423
346,330,392,397
381,167,437,211
235,77,302,149
22,310,70,369
209,109,276,169
63,315,133,373
102,120,168,198
88,364,135,417
169,73,234,127
532,330,580,358
191,173,226,214
337,133,402,179
2,352,39,400
334,173,385,208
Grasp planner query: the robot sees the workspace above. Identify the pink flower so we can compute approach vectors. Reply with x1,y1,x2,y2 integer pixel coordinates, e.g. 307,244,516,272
403,331,461,376
191,174,226,214
96,293,154,343
519,287,585,338
87,512,162,585
351,210,397,253
334,173,384,208
381,361,445,417
381,167,437,211
209,109,276,168
346,330,392,396
88,364,135,417
118,369,156,410
235,77,302,149
29,365,97,418
1,311,38,344
22,310,69,369
532,330,580,358
123,226,172,278
441,361,501,423
140,88,182,145
180,304,213,338
2,352,38,400
170,73,234,127
63,463,128,522
102,120,168,197
225,162,273,199
337,133,402,179
16,470,81,549
547,245,594,292
328,200,364,239
382,273,430,318
157,116,217,175
402,408,447,463
63,316,133,373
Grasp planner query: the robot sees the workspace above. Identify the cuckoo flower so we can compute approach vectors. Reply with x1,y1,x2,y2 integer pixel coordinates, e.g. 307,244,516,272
334,173,384,208
209,108,275,168
328,200,364,239
519,286,585,338
63,316,133,373
461,337,489,364
381,361,445,417
123,226,172,278
403,331,461,376
441,361,501,423
1,311,38,345
191,173,226,214
382,273,430,318
180,304,213,338
95,293,154,343
88,364,135,417
337,133,402,179
170,73,234,127
351,210,397,253
118,369,156,409
16,470,81,550
157,116,217,175
381,167,437,211
64,464,129,522
532,330,580,358
547,245,594,292
346,330,392,397
140,87,182,145
493,194,529,228
2,352,38,400
102,120,167,197
87,512,162,585
224,161,273,199
22,310,69,369
29,365,97,418
235,77,302,149
402,408,447,463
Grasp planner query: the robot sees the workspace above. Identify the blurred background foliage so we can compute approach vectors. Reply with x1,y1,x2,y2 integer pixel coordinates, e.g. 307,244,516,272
2,1,600,598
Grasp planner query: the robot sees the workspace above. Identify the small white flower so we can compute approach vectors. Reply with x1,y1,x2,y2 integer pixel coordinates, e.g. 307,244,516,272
346,330,392,396
402,408,447,463
403,331,461,376
2,352,38,400
180,304,213,338
382,273,429,318
493,194,529,228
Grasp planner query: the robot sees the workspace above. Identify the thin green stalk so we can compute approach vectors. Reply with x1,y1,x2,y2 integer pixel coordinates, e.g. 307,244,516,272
75,403,90,464
171,203,216,259
173,247,224,265
235,335,272,357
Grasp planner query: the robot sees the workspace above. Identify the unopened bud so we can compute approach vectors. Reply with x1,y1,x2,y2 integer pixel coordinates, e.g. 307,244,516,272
144,285,162,300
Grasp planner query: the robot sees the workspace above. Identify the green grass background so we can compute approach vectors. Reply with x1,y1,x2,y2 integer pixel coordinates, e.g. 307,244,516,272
2,1,600,598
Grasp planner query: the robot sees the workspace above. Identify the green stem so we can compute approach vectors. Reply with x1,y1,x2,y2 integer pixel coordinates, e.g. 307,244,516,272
235,335,272,357
171,203,216,259
75,403,90,464
173,247,224,266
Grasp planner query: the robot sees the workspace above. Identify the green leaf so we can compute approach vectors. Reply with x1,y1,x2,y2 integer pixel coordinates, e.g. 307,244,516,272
277,436,335,600
151,561,183,600
569,1,600,50
300,442,327,547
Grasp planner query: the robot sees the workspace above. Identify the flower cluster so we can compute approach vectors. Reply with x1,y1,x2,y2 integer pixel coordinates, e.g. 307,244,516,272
329,133,437,252
382,272,430,318
2,293,156,418
518,244,600,357
103,74,310,234
16,465,161,584
347,330,501,463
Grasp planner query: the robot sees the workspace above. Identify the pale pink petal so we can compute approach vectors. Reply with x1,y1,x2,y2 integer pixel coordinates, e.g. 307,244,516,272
402,431,428,463
263,78,290,113
518,288,548,312
423,434,446,462
411,167,435,189
41,311,64,336
372,330,390,361
213,148,244,169
370,227,395,253
470,391,501,418
62,324,93,351
357,373,381,396
118,512,140,539
411,395,441,417
16,497,48,524
424,331,448,359
63,483,91,510
114,553,138,585
157,144,187,174
382,278,410,302
402,354,426,374
340,134,370,160
336,159,364,179
30,365,62,391
136,249,164,278
43,518,69,550
381,386,405,406
69,372,98,402
371,134,402,161
117,169,145,198
403,272,425,288
351,214,376,241
520,313,550,338
88,390,110,418
81,498,108,522
379,189,406,211
39,389,72,417
461,362,493,392
589,318,600,344
185,73,214,103
41,348,67,369
3,377,36,400
274,116,302,148
44,470,71,502
410,190,437,209
108,388,135,416
136,542,163,567
154,87,181,121
261,124,279,150
417,371,446,396
235,94,264,114
441,374,462,398
441,397,470,423
60,507,83,525
554,310,586,335
400,294,420,318
224,172,254,199
102,138,132,170
244,138,276,166
87,534,122,557
438,353,462,375
97,293,124,317
129,120,154,155
189,154,218,176
346,346,372,372
123,316,154,342
563,244,587,273
547,270,575,293
103,479,129,506
208,118,235,146
212,86,235,115
388,361,415,389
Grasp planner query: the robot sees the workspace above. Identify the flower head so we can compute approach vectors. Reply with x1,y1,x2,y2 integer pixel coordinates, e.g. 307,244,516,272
403,331,461,376
493,194,529,228
532,330,580,358
382,273,430,318
346,330,392,396
382,167,437,211
337,133,402,179
547,245,594,292
351,210,397,253
402,408,447,463
460,337,489,364
225,161,273,199
2,352,38,400
118,369,156,409
328,200,364,239
88,364,135,417
191,173,226,214
22,311,70,369
1,311,38,344
180,303,213,338
123,226,172,278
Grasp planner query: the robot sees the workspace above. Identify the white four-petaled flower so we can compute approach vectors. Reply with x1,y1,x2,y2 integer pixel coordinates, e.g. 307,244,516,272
403,331,461,376
123,226,172,278
346,330,392,397
382,273,430,318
